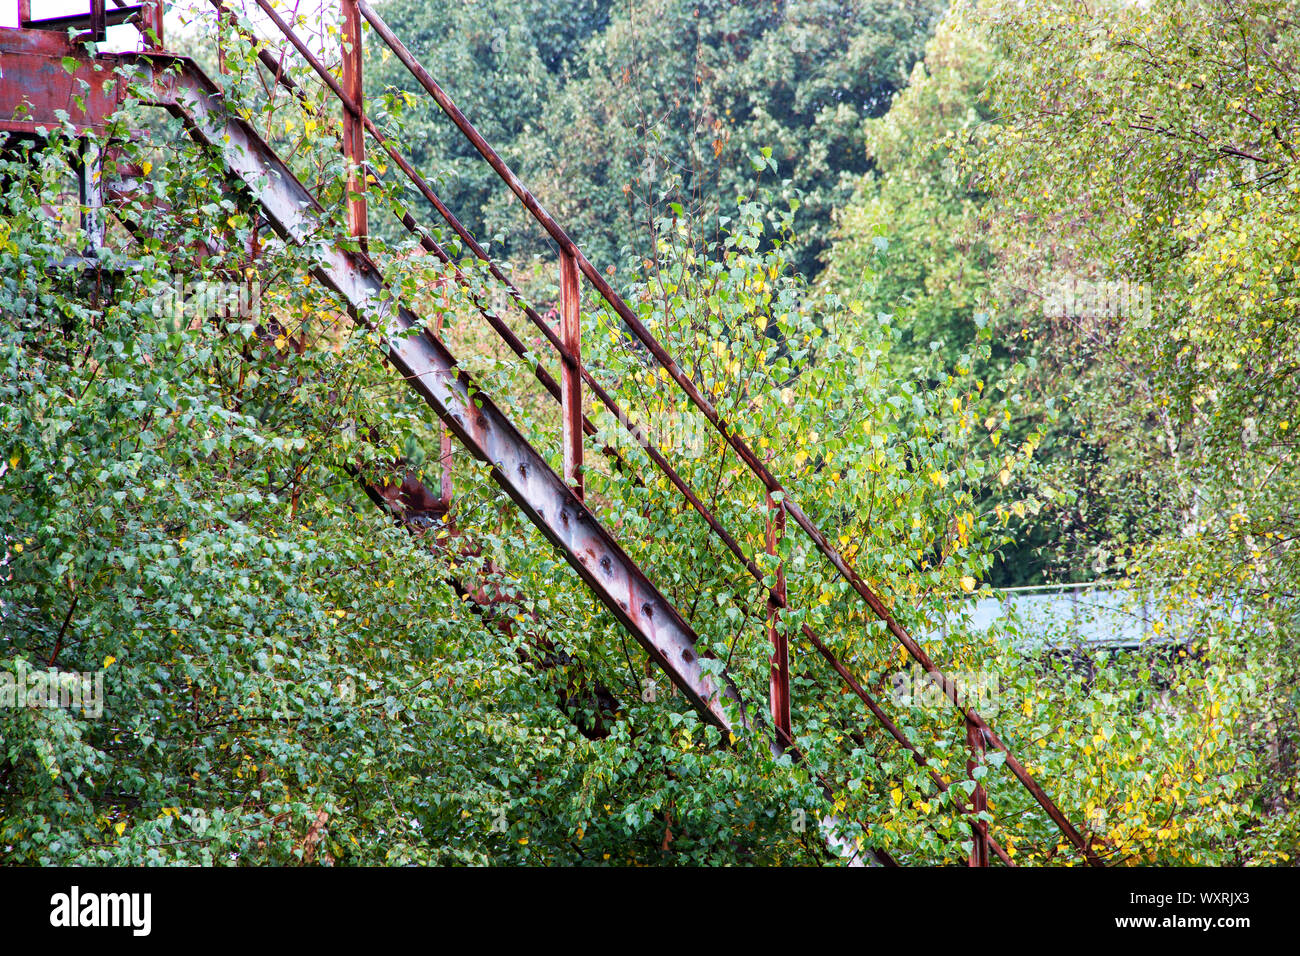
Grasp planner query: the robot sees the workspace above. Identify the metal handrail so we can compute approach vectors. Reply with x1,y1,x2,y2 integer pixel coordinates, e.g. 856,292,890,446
355,0,1098,866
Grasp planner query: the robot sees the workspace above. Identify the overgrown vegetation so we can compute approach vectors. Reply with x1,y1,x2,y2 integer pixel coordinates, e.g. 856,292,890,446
1,0,1295,865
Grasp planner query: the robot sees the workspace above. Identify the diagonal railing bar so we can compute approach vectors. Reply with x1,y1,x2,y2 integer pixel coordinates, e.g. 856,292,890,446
226,0,621,446
77,0,1079,863
173,8,881,865
217,0,1064,864
355,0,1098,866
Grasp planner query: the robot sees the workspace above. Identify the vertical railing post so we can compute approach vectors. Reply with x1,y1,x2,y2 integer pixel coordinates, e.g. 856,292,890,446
967,714,990,866
766,493,791,746
17,0,31,27
559,249,583,499
144,0,165,50
340,0,367,247
216,1,229,73
78,137,104,256
431,277,455,517
145,1,164,50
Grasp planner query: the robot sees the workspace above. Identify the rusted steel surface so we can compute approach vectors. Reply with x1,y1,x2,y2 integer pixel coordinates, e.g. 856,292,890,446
339,0,366,245
0,28,126,135
91,0,107,43
358,0,1098,865
967,715,990,867
135,50,750,740
765,491,791,747
559,250,583,499
143,0,163,49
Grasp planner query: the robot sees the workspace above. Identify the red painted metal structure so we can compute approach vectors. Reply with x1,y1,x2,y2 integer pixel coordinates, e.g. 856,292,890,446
0,1,1105,867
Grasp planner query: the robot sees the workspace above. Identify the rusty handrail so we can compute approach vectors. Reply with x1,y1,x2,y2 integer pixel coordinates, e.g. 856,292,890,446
204,0,1095,865
354,0,1099,866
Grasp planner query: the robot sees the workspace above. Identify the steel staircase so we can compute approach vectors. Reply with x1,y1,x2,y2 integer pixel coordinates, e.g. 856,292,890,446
0,0,1103,866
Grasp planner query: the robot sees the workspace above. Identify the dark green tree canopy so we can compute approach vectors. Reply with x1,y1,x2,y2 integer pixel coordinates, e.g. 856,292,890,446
369,0,943,276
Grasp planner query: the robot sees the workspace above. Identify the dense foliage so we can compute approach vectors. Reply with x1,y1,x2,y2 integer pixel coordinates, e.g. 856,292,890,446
1,0,1295,867
368,0,944,275
826,0,1298,860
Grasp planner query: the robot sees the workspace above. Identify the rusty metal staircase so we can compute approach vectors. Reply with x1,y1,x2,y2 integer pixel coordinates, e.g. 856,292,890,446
0,1,1102,866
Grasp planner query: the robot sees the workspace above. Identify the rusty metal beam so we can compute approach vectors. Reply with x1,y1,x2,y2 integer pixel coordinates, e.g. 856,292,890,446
91,0,107,43
559,249,583,499
967,715,990,867
144,0,163,50
339,0,366,246
765,490,791,746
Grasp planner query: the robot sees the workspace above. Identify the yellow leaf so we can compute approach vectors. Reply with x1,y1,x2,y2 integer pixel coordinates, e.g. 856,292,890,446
102,655,116,668
113,820,126,836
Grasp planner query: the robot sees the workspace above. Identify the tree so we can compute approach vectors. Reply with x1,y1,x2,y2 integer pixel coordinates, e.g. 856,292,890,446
517,0,944,276
362,0,617,253
961,0,1299,861
363,0,943,277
